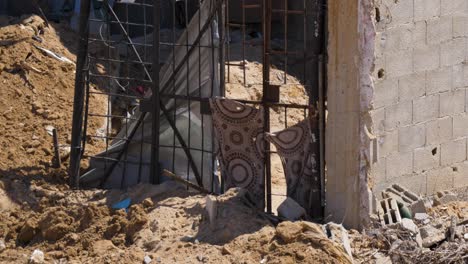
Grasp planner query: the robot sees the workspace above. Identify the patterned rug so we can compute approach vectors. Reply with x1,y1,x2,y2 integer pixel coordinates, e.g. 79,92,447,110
210,98,265,209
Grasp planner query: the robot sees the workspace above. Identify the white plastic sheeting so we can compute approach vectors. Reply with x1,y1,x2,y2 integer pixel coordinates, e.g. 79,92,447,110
80,0,220,189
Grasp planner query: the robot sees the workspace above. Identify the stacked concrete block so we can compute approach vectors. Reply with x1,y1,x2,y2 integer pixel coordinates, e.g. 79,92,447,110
377,198,402,225
371,0,468,196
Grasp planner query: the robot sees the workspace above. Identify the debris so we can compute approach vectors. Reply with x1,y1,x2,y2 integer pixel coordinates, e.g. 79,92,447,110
400,219,418,234
433,190,458,206
112,198,131,211
326,223,354,261
277,197,306,221
276,221,303,243
29,249,44,264
33,45,75,65
419,225,446,248
205,195,217,227
382,184,429,215
377,198,402,225
0,239,5,252
143,255,152,264
221,245,232,255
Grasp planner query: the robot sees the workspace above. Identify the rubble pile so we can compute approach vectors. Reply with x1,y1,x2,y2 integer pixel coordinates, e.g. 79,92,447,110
351,186,468,264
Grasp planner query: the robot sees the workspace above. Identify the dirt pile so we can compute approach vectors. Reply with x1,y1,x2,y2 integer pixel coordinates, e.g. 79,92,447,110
0,15,106,177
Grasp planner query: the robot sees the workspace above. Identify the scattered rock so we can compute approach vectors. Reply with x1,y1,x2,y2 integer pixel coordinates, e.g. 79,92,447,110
419,225,446,248
277,197,306,221
143,255,152,264
142,198,154,208
29,249,44,264
221,245,232,255
0,239,5,252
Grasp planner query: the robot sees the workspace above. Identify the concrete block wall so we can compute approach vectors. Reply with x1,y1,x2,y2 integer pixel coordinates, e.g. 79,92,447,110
371,0,468,196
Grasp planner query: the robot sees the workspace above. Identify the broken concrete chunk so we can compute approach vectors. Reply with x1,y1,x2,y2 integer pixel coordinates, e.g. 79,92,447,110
400,219,419,234
414,213,429,222
277,197,306,221
419,225,446,248
433,190,457,206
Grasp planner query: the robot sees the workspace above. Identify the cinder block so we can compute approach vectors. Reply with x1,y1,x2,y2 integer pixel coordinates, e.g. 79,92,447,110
378,130,399,157
414,0,440,21
414,145,441,172
412,21,427,48
441,138,467,165
453,65,465,88
377,198,402,225
414,0,441,21
399,73,426,100
441,38,466,67
384,101,412,130
453,113,468,138
441,0,468,16
383,24,414,52
399,123,426,152
453,16,468,38
426,167,454,195
427,16,453,44
370,108,386,136
413,45,440,72
386,50,413,78
374,78,399,109
426,117,453,145
384,0,414,26
386,151,413,179
440,90,465,117
413,94,440,124
453,161,468,186
392,173,427,195
426,67,452,95
371,158,387,184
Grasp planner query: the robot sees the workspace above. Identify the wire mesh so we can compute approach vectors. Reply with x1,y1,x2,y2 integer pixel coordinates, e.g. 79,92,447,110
70,0,326,219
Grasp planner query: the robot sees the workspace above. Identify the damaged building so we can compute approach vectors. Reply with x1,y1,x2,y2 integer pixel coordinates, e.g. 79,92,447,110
67,0,468,229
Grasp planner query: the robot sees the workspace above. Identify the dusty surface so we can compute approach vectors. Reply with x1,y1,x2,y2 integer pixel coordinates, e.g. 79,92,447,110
0,15,107,179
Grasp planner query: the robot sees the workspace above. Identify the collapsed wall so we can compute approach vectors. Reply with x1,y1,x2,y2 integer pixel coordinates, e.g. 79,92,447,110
370,0,468,195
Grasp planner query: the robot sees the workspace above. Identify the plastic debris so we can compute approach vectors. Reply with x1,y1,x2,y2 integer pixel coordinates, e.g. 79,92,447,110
111,198,131,211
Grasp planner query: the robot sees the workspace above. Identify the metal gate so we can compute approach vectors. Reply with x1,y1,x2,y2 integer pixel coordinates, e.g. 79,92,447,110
70,0,326,219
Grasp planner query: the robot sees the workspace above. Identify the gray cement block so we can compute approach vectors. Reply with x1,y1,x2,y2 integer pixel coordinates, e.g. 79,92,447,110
441,38,466,67
413,94,440,124
426,117,452,146
384,101,413,131
414,0,441,21
398,124,426,152
414,145,440,172
440,90,465,117
441,138,467,165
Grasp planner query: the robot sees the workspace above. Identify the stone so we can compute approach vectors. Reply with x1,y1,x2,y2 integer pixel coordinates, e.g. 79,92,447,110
221,245,232,255
464,233,468,240
277,197,306,221
0,239,5,252
400,219,419,234
414,213,429,222
276,221,302,243
144,255,152,264
419,225,446,248
142,198,154,208
29,249,44,264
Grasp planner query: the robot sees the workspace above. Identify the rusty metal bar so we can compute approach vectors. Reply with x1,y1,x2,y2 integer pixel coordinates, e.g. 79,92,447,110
53,128,61,168
263,0,272,214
